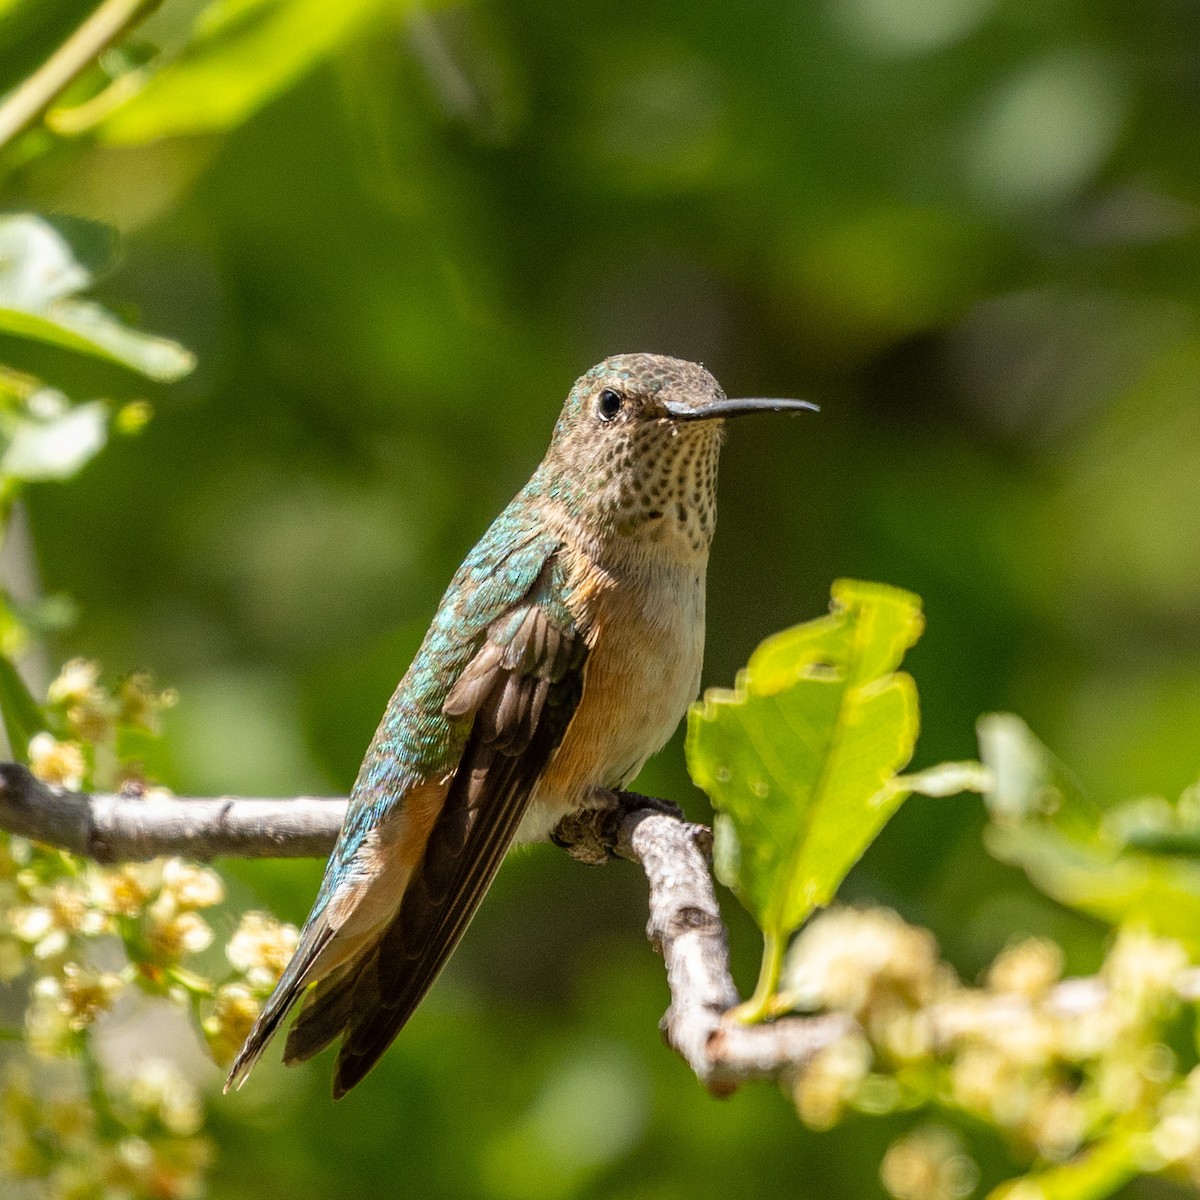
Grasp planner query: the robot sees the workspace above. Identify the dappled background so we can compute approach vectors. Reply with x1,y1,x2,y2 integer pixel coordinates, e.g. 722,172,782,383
4,0,1200,1197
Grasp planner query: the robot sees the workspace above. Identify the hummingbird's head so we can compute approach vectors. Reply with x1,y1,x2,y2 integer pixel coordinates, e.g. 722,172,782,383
536,353,814,555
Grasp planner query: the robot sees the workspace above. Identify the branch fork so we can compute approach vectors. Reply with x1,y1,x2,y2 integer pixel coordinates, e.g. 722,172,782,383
0,762,852,1090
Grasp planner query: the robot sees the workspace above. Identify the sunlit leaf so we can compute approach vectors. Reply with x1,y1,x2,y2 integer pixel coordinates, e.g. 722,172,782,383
0,215,195,381
96,0,396,144
687,579,923,1009
0,213,88,308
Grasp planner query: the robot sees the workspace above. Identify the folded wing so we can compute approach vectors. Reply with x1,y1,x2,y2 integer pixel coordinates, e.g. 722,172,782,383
291,555,586,1096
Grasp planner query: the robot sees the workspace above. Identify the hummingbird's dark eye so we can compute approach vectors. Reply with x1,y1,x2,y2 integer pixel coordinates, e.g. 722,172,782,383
597,388,624,421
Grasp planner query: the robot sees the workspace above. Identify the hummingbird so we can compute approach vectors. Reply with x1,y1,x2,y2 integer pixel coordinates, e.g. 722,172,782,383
225,353,815,1097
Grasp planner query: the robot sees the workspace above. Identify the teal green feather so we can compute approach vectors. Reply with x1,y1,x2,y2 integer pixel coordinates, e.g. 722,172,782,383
309,494,565,921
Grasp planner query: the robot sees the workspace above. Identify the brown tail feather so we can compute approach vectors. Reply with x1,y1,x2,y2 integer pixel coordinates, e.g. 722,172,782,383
283,952,375,1067
223,923,333,1092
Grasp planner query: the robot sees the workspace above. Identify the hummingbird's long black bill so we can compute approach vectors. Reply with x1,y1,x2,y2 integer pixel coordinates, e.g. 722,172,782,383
661,396,819,420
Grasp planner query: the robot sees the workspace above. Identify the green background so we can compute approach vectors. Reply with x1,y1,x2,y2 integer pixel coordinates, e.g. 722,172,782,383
6,0,1200,1196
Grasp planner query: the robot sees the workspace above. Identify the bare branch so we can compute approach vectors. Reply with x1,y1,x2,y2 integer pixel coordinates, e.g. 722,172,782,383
0,762,852,1090
614,805,854,1093
0,763,345,863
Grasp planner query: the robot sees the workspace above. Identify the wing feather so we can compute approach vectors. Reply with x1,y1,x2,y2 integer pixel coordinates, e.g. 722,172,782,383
328,558,585,1095
227,523,580,1095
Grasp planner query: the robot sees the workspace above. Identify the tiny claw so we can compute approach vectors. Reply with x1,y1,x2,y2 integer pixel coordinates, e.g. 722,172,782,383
552,791,688,864
551,803,621,864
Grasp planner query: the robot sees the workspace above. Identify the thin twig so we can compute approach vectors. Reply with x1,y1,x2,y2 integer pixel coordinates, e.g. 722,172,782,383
0,0,163,152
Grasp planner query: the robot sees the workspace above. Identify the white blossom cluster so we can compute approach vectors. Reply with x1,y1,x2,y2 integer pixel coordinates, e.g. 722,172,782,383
784,905,1200,1199
2,661,299,1200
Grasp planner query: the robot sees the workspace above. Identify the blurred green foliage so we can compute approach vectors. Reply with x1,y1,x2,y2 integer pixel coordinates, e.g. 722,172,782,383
3,0,1200,1197
0,214,193,381
981,716,1200,959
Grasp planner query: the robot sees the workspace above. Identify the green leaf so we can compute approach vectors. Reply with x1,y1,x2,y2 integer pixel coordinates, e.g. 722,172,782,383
0,214,195,381
0,653,45,762
96,0,396,144
40,215,121,282
5,590,77,635
986,823,1200,954
979,716,1200,949
687,579,924,994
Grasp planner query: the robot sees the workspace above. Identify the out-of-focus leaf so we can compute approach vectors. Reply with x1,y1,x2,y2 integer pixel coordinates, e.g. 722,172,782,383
0,303,195,381
5,590,76,635
986,823,1200,954
41,215,121,281
987,1128,1141,1200
97,0,396,144
0,213,89,308
1103,785,1200,855
979,715,1200,946
0,652,44,762
978,712,1099,837
687,579,924,942
0,215,195,381
0,391,108,482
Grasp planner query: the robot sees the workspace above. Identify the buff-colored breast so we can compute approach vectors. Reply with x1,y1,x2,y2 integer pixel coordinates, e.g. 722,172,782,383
519,529,707,842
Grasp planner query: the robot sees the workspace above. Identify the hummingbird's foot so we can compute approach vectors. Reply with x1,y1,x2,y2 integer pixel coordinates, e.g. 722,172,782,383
613,790,684,823
551,790,685,865
551,789,622,865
